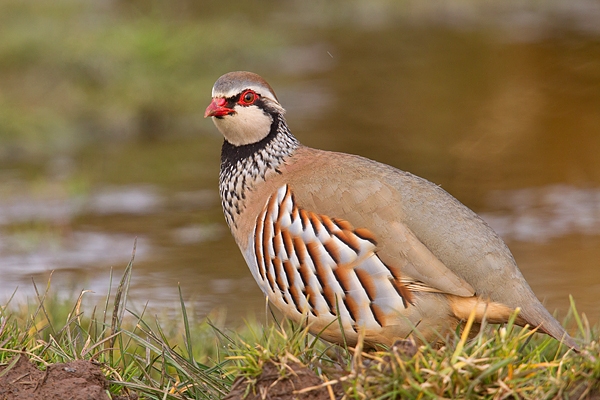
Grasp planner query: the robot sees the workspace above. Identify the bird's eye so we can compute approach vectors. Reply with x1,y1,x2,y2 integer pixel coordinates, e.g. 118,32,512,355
239,90,257,105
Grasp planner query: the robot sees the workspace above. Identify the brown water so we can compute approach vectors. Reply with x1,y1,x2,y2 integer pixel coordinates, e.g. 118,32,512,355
1,1,599,327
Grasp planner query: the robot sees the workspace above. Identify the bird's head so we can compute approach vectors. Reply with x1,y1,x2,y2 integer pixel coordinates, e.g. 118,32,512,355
205,71,285,146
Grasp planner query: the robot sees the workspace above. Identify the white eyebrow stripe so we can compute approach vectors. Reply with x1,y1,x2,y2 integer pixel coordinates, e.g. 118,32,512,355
212,85,277,103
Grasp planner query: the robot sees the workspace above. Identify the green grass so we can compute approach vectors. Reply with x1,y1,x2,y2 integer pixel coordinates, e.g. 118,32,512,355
0,253,232,399
224,308,600,399
344,320,599,399
1,256,599,399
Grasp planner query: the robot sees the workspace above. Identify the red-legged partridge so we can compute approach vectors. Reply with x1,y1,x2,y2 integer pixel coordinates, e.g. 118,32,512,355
205,71,578,350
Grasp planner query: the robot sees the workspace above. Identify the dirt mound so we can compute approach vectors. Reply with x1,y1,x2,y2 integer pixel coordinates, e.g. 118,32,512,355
0,355,130,400
225,361,344,400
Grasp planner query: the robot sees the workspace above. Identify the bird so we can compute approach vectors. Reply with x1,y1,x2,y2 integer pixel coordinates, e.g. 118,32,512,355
204,71,578,350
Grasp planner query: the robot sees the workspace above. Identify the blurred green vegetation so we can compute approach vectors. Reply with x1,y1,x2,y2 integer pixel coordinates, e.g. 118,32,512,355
0,0,287,160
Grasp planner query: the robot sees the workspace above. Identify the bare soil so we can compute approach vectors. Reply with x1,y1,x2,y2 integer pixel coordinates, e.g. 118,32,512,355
224,361,344,400
0,355,132,400
1,355,343,400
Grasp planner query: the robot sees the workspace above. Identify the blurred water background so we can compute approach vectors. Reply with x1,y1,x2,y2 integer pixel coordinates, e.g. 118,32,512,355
1,0,599,326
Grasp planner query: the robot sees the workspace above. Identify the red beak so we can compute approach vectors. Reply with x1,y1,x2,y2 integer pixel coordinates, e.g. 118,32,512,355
204,97,234,118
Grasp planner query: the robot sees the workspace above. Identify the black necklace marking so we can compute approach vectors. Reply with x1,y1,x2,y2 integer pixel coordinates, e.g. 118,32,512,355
219,111,300,228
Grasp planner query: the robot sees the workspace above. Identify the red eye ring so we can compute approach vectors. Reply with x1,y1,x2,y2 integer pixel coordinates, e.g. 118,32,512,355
239,90,258,105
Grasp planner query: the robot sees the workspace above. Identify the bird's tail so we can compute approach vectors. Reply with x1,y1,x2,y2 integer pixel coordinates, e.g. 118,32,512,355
519,300,579,351
449,296,579,351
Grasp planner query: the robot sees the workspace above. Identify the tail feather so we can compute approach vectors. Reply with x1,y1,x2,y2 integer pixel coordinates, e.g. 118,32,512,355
519,302,579,351
448,296,579,351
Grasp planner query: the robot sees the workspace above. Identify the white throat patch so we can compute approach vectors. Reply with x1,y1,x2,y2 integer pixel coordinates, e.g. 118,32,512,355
213,105,273,146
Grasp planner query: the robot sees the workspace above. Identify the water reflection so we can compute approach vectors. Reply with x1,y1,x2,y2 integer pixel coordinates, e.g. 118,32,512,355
0,231,149,273
87,186,163,215
483,185,600,242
